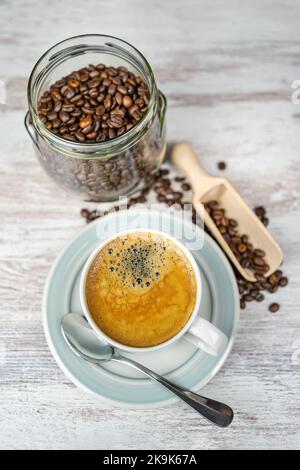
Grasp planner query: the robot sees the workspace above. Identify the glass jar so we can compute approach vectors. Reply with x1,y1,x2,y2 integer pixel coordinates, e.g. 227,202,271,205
25,34,167,202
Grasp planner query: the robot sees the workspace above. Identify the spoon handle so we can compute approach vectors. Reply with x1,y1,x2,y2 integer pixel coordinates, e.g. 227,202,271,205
112,354,233,427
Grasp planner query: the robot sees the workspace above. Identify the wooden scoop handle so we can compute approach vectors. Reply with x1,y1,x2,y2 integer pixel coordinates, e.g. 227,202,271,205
171,142,210,191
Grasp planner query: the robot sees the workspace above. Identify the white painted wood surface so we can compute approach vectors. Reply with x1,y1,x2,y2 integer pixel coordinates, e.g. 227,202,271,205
1,0,300,450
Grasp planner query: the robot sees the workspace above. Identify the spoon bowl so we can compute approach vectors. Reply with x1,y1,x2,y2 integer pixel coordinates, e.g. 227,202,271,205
61,313,113,363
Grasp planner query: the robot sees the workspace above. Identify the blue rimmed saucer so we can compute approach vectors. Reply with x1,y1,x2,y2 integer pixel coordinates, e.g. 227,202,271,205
43,209,239,408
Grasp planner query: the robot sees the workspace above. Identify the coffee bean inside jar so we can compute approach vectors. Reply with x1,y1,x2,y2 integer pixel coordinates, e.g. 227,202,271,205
25,35,167,202
38,64,150,143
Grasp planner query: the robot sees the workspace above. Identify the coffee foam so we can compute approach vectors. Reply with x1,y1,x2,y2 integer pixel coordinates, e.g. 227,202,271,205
86,232,197,347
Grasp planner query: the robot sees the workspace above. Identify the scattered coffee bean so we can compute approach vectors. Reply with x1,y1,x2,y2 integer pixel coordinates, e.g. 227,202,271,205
217,161,226,170
254,206,266,217
80,208,90,219
256,294,264,302
181,183,191,191
175,176,186,182
269,302,280,313
279,276,288,287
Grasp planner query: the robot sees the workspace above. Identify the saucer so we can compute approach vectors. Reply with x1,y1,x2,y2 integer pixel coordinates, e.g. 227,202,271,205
43,209,239,408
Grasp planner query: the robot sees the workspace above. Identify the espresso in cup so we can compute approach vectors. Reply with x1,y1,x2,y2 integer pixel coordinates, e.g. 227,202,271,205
85,231,197,347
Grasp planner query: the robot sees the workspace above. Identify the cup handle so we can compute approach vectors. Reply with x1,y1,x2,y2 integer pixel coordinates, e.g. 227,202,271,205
184,317,228,356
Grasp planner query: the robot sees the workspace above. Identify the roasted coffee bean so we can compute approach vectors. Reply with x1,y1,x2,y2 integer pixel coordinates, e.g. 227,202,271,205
241,258,250,268
154,185,167,195
80,208,90,219
47,111,57,121
82,124,93,134
59,111,70,123
117,85,128,95
254,248,265,257
63,133,75,140
108,128,116,139
238,284,247,294
52,119,60,129
51,90,62,101
111,108,125,118
269,271,280,285
95,105,106,117
181,183,191,191
166,199,174,207
38,64,150,143
61,104,75,113
79,116,93,129
256,294,264,302
115,92,123,106
212,209,223,220
103,95,112,110
269,302,280,313
238,243,247,253
217,161,226,170
250,289,259,299
254,264,269,274
123,95,133,108
86,131,97,140
68,79,80,88
175,176,185,182
262,217,269,226
128,103,138,115
279,276,288,287
207,201,218,209
59,126,68,134
172,191,183,201
53,101,62,113
75,131,85,142
220,217,227,227
157,170,169,178
160,178,171,187
253,256,265,267
93,120,100,133
229,218,238,227
108,84,117,95
255,206,266,217
255,273,265,282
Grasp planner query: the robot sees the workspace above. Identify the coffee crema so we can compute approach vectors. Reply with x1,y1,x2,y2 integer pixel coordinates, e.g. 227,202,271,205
85,232,197,347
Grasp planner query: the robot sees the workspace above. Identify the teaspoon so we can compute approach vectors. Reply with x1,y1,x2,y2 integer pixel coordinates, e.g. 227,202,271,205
61,313,234,427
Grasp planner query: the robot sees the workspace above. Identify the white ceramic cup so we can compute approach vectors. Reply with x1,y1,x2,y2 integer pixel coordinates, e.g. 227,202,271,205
80,228,228,356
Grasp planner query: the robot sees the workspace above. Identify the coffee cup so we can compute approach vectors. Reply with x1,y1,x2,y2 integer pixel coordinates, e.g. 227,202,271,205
80,228,228,356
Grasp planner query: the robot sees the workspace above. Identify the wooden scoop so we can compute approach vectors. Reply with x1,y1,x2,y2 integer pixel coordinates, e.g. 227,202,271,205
171,142,283,282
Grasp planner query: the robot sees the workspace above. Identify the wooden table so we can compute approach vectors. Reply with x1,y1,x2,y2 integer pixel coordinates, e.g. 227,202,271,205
1,0,299,450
